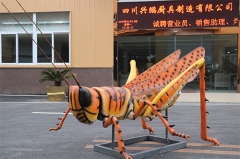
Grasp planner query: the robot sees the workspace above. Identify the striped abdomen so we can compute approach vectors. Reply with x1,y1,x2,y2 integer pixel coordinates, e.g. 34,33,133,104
93,87,134,120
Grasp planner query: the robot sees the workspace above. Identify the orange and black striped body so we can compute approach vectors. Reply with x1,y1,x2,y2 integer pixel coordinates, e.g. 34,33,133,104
93,87,134,120
68,86,139,124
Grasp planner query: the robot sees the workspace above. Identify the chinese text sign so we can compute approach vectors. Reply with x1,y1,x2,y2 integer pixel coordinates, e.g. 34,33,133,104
117,0,239,29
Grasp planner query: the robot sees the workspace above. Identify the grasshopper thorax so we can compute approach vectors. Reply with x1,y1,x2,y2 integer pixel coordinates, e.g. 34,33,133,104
68,86,100,124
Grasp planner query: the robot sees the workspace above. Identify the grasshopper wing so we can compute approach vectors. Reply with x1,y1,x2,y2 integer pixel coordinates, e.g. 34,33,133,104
124,49,181,88
126,46,205,97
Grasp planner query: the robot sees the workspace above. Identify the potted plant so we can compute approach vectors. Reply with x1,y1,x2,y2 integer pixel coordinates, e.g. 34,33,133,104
38,68,73,101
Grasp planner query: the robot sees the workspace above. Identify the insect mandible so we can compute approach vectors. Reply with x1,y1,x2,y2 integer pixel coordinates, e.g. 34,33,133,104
2,1,220,159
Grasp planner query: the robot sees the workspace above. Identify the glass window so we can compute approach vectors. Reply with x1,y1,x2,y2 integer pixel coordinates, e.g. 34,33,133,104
0,13,33,31
36,12,69,31
19,34,32,63
37,34,52,63
0,12,70,64
54,34,69,63
1,34,16,63
117,34,238,92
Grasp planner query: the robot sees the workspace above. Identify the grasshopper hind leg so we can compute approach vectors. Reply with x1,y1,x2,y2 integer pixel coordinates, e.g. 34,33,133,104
144,100,191,140
199,64,220,146
141,118,154,134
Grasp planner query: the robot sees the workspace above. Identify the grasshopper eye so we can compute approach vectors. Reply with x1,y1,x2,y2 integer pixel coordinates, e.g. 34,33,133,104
79,87,92,107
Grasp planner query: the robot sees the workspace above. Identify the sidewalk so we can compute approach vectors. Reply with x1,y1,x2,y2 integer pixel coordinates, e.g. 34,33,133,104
0,93,239,103
0,95,61,102
178,93,240,103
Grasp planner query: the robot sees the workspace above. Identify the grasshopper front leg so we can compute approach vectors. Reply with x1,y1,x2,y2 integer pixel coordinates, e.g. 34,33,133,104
103,116,133,159
49,108,71,131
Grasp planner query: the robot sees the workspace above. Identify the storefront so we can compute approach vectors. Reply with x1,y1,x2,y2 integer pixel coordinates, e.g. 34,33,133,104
114,0,240,93
0,0,114,94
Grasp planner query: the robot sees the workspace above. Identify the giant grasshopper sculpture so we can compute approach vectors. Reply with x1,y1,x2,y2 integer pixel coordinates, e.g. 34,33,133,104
2,1,220,159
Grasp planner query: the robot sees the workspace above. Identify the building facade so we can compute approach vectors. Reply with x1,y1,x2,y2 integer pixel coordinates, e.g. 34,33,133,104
0,0,114,94
0,0,239,94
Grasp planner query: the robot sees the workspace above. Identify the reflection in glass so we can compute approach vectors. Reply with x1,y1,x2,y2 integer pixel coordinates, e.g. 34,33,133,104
54,34,69,63
117,34,238,91
1,34,16,63
19,34,32,63
36,12,69,31
0,13,33,31
37,34,52,63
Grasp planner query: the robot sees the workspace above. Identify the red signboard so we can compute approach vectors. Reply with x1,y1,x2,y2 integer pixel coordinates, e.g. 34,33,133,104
117,0,239,30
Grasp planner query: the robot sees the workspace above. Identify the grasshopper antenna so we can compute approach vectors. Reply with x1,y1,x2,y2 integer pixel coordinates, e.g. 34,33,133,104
1,2,72,87
15,0,81,88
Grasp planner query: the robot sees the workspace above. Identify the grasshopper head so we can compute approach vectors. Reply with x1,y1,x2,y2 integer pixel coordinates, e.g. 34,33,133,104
68,86,100,124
